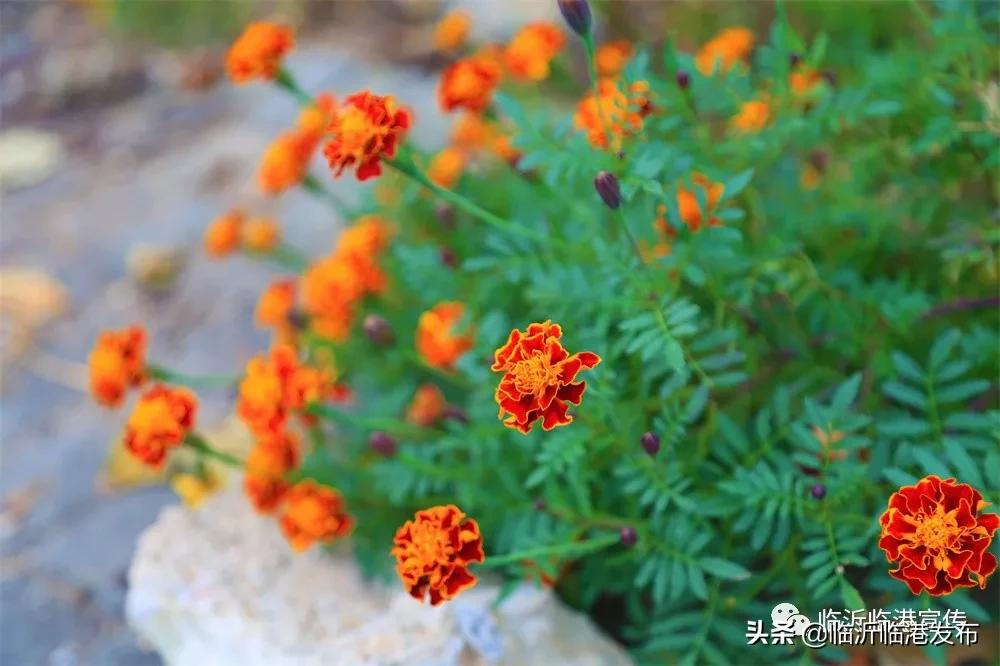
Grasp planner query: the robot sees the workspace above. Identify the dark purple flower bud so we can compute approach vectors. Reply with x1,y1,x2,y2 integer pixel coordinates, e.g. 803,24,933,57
370,431,397,457
675,69,690,90
594,171,620,210
443,405,469,424
557,0,591,36
808,150,828,172
363,314,395,347
619,526,638,547
440,246,458,268
533,498,547,511
287,308,309,330
811,483,827,500
641,431,660,457
435,203,456,230
789,52,802,68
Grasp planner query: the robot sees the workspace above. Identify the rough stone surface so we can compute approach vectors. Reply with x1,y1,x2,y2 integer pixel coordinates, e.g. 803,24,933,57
127,488,633,666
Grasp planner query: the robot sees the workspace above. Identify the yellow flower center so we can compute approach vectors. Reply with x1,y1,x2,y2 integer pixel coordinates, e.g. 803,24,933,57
912,504,963,552
512,352,559,395
407,523,453,565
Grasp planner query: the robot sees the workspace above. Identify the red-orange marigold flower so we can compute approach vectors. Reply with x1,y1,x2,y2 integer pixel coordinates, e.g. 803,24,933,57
438,51,502,113
391,504,484,605
596,40,633,78
242,217,281,253
879,475,999,596
677,173,724,231
695,27,754,76
302,257,363,342
406,383,447,426
731,98,771,133
434,9,471,53
324,91,411,181
258,129,320,195
88,325,147,408
244,430,300,513
574,78,652,151
237,345,332,436
416,302,474,370
124,384,197,467
204,209,245,259
504,22,565,81
255,279,297,330
790,66,824,97
280,480,354,552
428,147,466,189
491,321,600,434
226,21,295,84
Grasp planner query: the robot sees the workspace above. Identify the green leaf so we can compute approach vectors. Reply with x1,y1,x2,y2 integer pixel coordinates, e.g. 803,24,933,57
863,100,902,117
840,579,865,611
700,558,751,580
720,169,754,202
883,381,928,410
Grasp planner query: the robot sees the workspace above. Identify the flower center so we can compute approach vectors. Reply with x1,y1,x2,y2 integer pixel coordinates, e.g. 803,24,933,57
407,524,453,565
912,505,963,552
511,353,558,395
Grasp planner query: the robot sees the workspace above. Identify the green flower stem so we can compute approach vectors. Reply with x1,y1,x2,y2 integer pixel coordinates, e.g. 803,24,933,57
302,173,353,219
185,433,244,467
274,67,314,106
147,365,240,390
386,157,546,242
476,533,620,569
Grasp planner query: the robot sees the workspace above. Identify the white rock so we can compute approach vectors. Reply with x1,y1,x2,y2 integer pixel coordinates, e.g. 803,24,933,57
127,487,633,666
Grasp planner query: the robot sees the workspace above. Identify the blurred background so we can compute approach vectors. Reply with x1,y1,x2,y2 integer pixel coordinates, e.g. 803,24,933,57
0,1,948,663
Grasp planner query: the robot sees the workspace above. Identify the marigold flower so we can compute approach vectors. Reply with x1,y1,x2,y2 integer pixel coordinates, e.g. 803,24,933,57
596,40,633,77
297,92,337,136
731,98,771,133
302,257,363,342
416,302,474,370
406,383,447,426
428,147,466,189
280,480,354,552
255,279,297,330
124,384,197,468
450,113,520,163
491,321,600,434
244,430,300,513
790,66,824,97
695,27,755,76
204,209,245,259
391,504,484,605
879,475,999,596
574,78,651,151
677,173,724,231
258,129,320,195
237,345,332,436
324,91,412,181
171,469,224,509
505,22,565,81
434,9,471,53
226,21,295,84
88,325,147,408
241,217,280,253
438,50,502,113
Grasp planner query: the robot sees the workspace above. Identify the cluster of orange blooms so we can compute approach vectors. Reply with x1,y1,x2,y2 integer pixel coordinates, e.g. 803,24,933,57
204,209,281,258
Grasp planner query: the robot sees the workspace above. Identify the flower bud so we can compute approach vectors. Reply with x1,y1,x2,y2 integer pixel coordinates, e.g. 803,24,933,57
822,70,837,87
641,431,660,457
619,526,638,547
533,498,547,511
443,404,469,424
557,0,591,36
287,309,309,330
363,314,395,347
811,483,827,500
435,203,456,230
675,69,690,90
439,246,458,269
789,52,802,68
369,431,397,457
593,171,620,210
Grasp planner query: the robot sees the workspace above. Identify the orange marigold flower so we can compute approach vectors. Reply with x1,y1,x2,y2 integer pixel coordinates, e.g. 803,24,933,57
303,257,363,342
677,173,725,231
406,383,446,426
237,345,332,436
434,9,471,53
255,279,297,330
438,50,502,113
124,384,197,467
451,113,521,163
258,129,320,195
790,66,823,97
204,209,244,259
596,40,633,77
428,147,466,189
491,321,600,434
242,217,281,253
280,480,354,552
416,302,474,370
731,98,771,133
226,21,295,84
574,78,652,151
695,27,755,76
504,22,565,81
879,475,999,596
324,91,411,181
391,504,484,605
336,214,394,261
88,325,147,408
244,430,300,513
297,92,337,136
